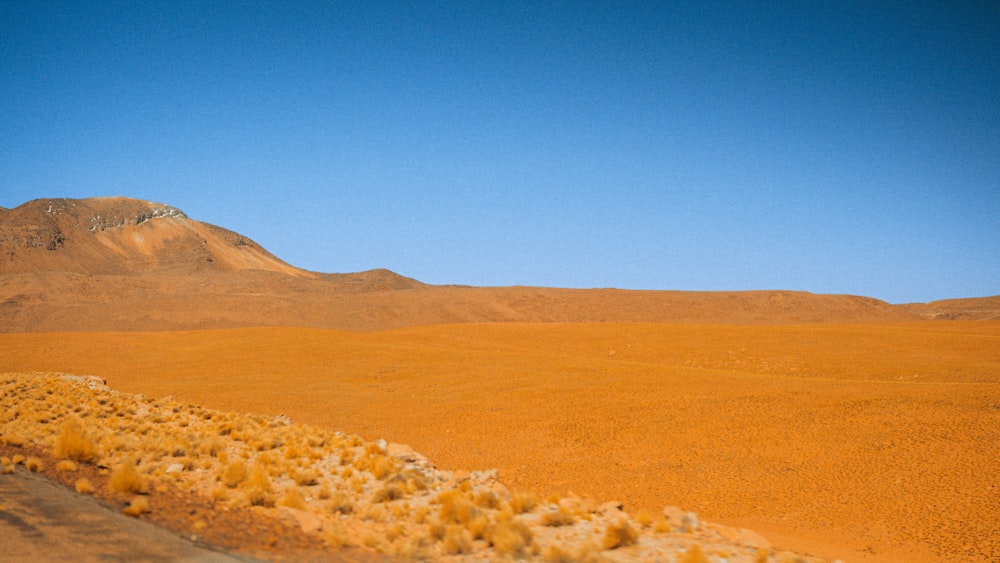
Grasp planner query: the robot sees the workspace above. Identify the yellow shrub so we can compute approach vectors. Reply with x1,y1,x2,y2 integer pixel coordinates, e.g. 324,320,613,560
602,518,638,550
489,513,533,558
108,458,147,494
443,525,473,555
277,487,306,510
56,460,78,472
540,506,575,527
510,491,537,514
74,478,94,494
243,462,273,506
329,491,354,515
680,544,709,563
54,416,101,463
221,461,248,488
123,496,149,517
373,483,404,503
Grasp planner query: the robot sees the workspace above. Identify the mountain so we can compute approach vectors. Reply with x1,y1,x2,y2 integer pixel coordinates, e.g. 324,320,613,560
0,196,934,332
0,197,312,277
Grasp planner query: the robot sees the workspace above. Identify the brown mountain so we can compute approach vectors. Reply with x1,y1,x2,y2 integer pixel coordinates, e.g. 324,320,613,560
0,197,313,277
0,196,931,332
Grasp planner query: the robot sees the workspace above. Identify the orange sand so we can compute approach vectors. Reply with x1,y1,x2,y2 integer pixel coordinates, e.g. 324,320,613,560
3,321,998,562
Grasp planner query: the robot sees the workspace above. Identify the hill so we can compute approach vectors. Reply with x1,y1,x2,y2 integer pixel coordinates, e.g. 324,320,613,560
0,196,937,332
900,295,1000,320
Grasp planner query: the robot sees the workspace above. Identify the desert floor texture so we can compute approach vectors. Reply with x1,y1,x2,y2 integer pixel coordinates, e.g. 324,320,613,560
3,321,998,562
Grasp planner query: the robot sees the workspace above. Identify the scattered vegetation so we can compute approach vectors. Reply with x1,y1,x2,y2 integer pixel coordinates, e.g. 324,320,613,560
0,372,818,562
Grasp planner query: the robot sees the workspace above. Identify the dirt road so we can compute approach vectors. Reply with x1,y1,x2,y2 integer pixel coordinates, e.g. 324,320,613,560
0,467,255,562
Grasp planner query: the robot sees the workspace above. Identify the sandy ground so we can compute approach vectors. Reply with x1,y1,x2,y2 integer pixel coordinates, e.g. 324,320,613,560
2,321,998,562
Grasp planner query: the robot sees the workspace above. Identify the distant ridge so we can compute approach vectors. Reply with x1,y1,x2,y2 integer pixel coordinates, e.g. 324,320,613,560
901,295,1000,320
2,195,991,332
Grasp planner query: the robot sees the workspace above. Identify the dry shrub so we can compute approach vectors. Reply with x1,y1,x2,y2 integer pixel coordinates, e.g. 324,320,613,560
414,505,431,524
443,525,473,555
680,544,709,563
510,491,537,514
323,524,353,548
200,436,226,457
602,518,638,550
55,460,78,472
26,457,43,472
292,468,318,486
277,487,306,510
428,522,446,541
244,462,273,506
74,478,94,494
221,461,248,488
54,416,101,462
543,543,575,563
373,483,405,503
317,483,331,500
474,489,499,509
109,458,147,494
329,491,354,515
123,496,149,517
370,454,397,480
489,513,533,558
437,489,478,526
467,514,489,540
540,506,576,527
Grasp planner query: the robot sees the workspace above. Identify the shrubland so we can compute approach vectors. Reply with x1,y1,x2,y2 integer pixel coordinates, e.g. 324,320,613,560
0,372,825,562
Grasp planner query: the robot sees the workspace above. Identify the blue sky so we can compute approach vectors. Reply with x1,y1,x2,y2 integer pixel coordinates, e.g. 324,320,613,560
2,1,998,303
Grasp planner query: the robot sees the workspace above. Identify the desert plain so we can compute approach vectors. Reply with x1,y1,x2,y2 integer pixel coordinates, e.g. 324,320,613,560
2,198,999,562
3,321,999,562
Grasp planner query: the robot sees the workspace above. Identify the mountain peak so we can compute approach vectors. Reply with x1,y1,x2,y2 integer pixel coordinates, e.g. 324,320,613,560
0,196,311,277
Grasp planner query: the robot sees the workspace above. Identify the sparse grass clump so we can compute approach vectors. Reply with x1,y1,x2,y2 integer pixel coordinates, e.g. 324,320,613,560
74,478,94,494
277,487,306,510
488,512,534,557
540,505,576,527
679,544,709,563
108,457,147,494
123,496,150,517
442,525,473,555
373,483,405,503
221,460,248,488
329,491,354,515
25,457,43,472
55,459,78,472
53,416,102,463
602,517,639,550
243,461,273,506
510,492,538,514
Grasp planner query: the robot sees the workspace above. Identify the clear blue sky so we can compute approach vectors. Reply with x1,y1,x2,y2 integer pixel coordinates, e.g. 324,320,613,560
3,1,998,303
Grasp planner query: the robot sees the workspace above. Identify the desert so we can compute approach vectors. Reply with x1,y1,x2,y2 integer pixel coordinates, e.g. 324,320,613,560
2,198,999,562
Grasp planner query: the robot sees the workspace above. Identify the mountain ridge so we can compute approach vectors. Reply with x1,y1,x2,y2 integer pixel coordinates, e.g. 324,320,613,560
1,196,996,332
